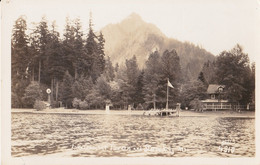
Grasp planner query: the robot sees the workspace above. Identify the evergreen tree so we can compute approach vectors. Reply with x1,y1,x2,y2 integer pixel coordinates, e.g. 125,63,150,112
85,76,110,109
104,56,115,81
181,80,207,108
216,44,251,104
109,80,124,109
198,72,205,83
84,13,106,82
240,62,255,105
96,75,112,101
73,18,87,78
201,60,217,84
97,32,106,73
46,21,65,101
11,16,30,80
157,49,181,108
11,16,30,107
85,88,103,109
72,75,93,101
22,81,43,108
115,63,119,73
60,71,74,108
250,63,255,104
62,16,77,78
134,70,145,106
197,71,208,87
125,56,140,106
143,51,162,109
33,16,50,84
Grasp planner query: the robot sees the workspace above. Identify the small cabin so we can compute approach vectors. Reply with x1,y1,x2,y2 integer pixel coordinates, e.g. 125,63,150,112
201,84,231,111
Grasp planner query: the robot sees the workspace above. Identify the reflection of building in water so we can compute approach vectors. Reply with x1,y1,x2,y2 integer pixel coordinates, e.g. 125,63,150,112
201,84,231,111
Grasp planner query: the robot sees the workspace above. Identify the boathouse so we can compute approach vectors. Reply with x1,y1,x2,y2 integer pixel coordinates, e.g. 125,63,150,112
201,84,232,111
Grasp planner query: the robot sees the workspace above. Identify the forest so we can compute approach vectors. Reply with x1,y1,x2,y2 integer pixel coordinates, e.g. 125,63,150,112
11,15,255,110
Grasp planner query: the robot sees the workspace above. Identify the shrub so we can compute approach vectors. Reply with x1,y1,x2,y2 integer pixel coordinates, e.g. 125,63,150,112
72,98,89,110
72,98,81,109
51,100,60,108
11,92,21,108
22,81,43,108
33,100,46,111
136,103,144,110
190,98,203,111
79,101,89,110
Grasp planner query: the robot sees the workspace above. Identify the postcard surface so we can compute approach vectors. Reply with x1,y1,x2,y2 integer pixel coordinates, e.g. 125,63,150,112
1,0,259,164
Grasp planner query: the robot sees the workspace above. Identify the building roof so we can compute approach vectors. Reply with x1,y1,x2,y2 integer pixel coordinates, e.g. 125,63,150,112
207,84,225,94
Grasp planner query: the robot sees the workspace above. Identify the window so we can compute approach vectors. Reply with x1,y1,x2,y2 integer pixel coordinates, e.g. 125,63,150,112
211,94,215,99
218,87,224,92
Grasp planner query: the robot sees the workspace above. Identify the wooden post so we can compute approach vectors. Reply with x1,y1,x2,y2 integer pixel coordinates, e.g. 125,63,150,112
166,78,169,110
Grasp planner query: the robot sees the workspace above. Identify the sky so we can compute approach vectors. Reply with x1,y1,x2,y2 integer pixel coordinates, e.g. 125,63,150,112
2,0,260,62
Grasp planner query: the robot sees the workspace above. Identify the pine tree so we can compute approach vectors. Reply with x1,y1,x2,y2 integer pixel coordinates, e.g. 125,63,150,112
73,18,87,78
143,51,161,109
104,56,115,81
11,16,30,107
46,21,65,101
201,60,217,84
197,71,208,87
62,16,76,78
97,32,106,72
115,63,119,73
30,16,50,84
134,70,145,106
11,16,30,80
180,80,207,109
125,56,140,106
157,49,181,108
72,75,93,101
60,71,74,108
85,13,100,81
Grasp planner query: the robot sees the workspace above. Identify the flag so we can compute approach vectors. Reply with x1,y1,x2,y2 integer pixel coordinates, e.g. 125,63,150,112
167,80,174,88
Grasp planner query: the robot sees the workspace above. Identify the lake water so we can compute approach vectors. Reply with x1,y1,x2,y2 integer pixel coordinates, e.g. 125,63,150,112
11,113,255,157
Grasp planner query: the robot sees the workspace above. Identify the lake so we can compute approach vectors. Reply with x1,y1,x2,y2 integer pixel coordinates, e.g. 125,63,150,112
11,112,255,157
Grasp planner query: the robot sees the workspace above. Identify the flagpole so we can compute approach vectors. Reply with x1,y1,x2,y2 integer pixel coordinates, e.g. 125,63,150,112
166,78,169,110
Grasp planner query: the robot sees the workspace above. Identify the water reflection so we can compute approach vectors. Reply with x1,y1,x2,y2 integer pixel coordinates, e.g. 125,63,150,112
11,113,255,157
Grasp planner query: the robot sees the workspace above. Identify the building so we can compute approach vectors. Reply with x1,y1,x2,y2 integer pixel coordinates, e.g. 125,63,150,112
201,84,232,111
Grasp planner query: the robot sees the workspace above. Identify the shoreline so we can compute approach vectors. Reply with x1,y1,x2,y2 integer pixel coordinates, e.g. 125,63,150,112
11,108,255,118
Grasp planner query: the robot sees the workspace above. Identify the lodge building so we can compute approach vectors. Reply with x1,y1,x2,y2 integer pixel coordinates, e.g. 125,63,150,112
201,84,232,111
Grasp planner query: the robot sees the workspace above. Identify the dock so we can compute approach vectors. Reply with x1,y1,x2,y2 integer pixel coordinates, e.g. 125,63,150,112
143,109,179,116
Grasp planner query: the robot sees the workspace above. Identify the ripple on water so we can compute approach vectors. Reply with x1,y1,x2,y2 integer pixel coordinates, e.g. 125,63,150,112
11,113,255,157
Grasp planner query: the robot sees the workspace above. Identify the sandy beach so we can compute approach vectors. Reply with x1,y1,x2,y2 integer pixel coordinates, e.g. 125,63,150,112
11,108,255,118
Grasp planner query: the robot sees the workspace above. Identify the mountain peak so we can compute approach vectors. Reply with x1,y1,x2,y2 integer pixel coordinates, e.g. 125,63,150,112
127,12,142,20
101,13,215,77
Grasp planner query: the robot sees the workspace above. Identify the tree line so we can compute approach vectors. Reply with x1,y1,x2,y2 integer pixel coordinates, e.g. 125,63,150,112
11,15,255,110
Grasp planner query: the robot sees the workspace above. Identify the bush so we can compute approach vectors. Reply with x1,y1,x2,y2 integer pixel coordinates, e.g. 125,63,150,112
79,101,89,110
136,103,144,110
190,98,203,111
12,92,21,108
33,100,46,111
51,100,60,108
22,81,43,108
72,98,89,110
72,98,81,109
